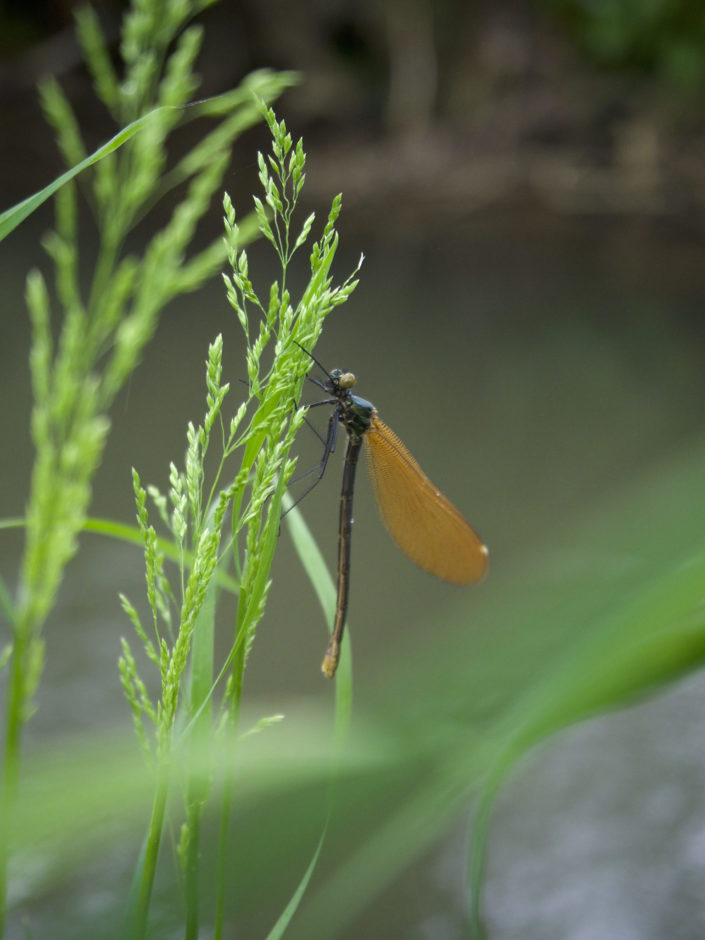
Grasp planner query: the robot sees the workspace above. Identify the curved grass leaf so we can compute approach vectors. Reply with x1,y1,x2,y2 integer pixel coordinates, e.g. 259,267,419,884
0,78,294,244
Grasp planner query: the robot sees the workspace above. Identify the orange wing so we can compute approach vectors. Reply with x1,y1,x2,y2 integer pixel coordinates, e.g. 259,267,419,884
365,416,488,585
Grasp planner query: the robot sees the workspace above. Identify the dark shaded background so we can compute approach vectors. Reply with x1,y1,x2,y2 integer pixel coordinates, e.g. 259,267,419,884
4,0,705,222
2,2,705,938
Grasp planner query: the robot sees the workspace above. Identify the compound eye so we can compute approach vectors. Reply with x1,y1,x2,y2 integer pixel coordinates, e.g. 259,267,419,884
337,372,356,389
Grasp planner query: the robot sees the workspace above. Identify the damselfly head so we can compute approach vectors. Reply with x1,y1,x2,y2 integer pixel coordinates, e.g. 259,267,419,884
330,369,356,390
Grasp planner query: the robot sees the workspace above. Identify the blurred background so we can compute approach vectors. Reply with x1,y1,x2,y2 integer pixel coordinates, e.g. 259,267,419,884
2,1,705,937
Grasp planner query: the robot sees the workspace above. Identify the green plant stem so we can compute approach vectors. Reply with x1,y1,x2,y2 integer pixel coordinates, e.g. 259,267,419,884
183,579,216,937
213,717,246,919
0,625,28,937
467,751,516,940
213,607,248,938
88,232,121,326
213,773,233,940
133,762,170,940
213,713,243,937
469,783,494,940
185,798,202,940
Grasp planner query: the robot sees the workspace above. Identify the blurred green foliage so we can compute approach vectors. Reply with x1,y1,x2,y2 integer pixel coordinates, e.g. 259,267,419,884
544,0,705,92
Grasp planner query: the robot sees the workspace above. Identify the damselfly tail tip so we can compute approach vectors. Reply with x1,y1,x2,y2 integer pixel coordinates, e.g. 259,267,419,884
321,641,340,679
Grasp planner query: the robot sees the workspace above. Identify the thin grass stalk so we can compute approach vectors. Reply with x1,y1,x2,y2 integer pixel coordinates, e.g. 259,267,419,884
184,798,202,940
132,762,170,939
0,626,28,938
213,706,237,940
